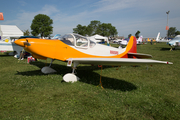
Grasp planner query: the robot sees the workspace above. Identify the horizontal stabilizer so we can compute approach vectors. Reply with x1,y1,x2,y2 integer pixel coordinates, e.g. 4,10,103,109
67,58,172,66
128,53,152,58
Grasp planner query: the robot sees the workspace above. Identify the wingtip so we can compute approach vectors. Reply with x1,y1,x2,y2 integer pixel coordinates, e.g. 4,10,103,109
167,62,173,64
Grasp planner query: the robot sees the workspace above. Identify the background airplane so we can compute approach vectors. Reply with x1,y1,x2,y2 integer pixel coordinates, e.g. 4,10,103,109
14,33,172,82
51,34,61,39
87,34,109,45
147,38,156,42
168,35,180,50
119,36,143,46
156,32,170,43
136,36,143,45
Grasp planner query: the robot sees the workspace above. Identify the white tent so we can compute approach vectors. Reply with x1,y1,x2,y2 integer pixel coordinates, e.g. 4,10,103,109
88,34,109,44
0,25,23,40
0,25,23,58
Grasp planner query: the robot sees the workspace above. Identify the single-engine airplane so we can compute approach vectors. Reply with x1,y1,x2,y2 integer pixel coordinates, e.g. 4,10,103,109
14,33,173,82
156,32,170,43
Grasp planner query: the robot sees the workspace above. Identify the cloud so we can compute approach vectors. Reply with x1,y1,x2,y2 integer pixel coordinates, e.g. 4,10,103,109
39,5,60,15
2,5,60,31
91,0,137,13
18,0,27,6
1,0,179,37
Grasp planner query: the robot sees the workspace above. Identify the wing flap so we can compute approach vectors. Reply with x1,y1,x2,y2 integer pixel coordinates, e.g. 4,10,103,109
128,53,152,58
67,58,172,66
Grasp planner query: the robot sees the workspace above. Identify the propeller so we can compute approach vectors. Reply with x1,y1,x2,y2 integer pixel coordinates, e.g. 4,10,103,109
23,39,31,46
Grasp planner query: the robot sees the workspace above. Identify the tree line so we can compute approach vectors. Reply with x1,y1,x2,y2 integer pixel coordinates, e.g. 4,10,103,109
23,14,180,38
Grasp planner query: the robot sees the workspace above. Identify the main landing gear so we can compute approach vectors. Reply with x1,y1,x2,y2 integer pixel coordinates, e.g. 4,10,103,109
41,59,57,74
41,59,79,83
63,62,80,83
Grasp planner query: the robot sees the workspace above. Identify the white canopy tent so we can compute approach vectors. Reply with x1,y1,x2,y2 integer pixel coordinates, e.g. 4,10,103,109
0,25,23,40
0,25,23,58
88,34,109,44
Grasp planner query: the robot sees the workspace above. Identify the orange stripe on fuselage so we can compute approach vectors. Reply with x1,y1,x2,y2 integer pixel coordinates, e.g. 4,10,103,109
23,36,135,61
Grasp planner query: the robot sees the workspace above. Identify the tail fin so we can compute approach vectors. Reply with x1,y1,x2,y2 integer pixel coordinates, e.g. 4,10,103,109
156,32,160,41
126,36,152,59
52,34,61,39
126,36,137,53
137,35,143,43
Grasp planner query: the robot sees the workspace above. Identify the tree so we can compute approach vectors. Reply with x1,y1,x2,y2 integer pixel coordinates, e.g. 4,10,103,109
73,24,87,36
128,34,132,38
98,23,109,36
23,29,31,36
88,20,101,35
135,30,140,38
168,27,177,37
86,25,94,36
31,14,53,37
109,26,118,37
99,23,117,37
73,20,118,37
175,31,180,36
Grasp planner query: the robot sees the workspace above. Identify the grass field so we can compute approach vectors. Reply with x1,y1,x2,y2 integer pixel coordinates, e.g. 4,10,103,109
0,42,180,119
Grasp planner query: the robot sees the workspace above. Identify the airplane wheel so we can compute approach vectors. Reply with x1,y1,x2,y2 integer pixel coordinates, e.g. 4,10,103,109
63,73,80,83
41,66,56,74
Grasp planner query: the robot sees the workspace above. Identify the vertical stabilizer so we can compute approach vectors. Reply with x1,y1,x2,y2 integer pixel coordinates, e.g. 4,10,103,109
126,36,137,53
137,35,143,43
52,34,61,39
156,32,160,41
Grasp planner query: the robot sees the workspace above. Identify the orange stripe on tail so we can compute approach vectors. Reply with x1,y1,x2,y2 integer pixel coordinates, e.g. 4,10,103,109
128,36,137,53
121,36,137,58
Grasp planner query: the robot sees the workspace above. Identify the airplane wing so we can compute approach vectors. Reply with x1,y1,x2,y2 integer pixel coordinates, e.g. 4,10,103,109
67,58,172,66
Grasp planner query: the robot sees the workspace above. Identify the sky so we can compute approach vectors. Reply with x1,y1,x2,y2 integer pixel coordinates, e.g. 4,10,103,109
0,0,180,38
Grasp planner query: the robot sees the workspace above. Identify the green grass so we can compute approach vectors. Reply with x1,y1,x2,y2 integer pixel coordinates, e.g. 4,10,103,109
0,43,180,119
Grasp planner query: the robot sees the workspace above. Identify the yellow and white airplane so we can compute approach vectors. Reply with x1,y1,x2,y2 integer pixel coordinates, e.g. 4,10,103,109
14,33,172,82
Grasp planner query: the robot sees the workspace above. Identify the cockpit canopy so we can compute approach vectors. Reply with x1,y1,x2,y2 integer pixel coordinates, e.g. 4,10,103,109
59,33,96,48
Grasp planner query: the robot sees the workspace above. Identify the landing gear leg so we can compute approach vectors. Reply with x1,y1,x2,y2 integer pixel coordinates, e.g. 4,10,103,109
41,59,56,74
97,65,104,89
63,62,80,83
49,59,54,67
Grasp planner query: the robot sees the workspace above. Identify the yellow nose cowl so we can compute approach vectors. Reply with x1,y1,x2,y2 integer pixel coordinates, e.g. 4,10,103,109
14,39,26,47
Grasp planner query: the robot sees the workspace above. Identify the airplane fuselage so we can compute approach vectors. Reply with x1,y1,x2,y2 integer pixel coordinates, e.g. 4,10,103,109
15,38,135,61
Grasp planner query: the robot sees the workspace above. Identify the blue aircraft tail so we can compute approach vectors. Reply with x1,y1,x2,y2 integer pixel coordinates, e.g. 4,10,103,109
52,34,61,39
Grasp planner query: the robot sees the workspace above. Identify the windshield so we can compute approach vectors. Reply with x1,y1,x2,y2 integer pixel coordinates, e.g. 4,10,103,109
59,34,74,46
74,34,88,47
59,33,96,48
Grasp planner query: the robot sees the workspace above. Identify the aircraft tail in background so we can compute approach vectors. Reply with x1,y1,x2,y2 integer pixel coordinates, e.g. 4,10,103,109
137,36,143,44
156,32,160,41
52,34,61,39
